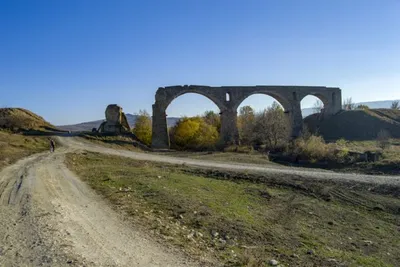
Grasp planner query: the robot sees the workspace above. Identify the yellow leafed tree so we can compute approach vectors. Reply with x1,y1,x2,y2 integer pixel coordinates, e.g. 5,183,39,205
132,110,152,146
171,117,218,150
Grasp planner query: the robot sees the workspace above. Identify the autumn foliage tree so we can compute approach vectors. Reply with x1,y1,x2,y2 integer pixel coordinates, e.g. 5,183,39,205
170,116,219,150
237,105,255,144
132,110,152,146
203,110,221,132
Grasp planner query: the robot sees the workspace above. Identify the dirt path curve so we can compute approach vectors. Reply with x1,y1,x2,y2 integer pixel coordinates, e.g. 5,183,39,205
61,136,400,187
1,136,399,266
0,145,198,266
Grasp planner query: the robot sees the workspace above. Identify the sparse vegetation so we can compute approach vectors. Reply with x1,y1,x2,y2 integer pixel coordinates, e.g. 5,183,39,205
66,152,400,267
377,129,391,150
356,104,369,110
391,100,399,110
343,97,356,110
0,130,49,170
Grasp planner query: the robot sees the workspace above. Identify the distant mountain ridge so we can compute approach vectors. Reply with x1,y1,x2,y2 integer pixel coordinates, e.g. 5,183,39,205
58,114,180,132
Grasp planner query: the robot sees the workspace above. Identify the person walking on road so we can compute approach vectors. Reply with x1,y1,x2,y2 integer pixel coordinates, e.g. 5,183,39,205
49,138,56,153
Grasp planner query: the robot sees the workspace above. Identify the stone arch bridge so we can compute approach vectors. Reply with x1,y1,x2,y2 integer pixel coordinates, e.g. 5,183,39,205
151,85,342,149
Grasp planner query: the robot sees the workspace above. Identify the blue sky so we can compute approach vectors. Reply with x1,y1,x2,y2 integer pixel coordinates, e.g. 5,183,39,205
1,0,399,124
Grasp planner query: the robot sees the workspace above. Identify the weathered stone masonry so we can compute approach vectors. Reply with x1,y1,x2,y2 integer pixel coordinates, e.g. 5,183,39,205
151,85,342,149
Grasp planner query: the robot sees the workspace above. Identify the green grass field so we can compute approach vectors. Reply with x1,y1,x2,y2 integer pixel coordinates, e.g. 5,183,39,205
66,152,400,267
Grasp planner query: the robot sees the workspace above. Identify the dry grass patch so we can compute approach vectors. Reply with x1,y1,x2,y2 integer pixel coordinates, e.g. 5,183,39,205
0,130,48,170
66,152,400,267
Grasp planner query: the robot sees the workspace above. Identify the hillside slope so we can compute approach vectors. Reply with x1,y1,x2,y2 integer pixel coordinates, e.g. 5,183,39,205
304,109,400,140
0,108,58,132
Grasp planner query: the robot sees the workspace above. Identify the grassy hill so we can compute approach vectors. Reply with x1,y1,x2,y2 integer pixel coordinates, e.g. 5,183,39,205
0,108,58,132
305,109,400,140
302,100,400,117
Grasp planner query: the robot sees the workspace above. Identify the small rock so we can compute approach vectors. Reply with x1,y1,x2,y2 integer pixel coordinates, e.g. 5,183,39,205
291,254,299,258
268,259,279,266
364,240,373,246
307,249,314,255
187,233,194,240
218,238,227,245
196,232,203,238
179,215,184,219
211,230,219,238
157,176,162,179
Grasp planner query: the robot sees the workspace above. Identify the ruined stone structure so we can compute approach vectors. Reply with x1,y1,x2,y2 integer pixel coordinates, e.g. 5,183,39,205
98,104,130,133
151,85,342,149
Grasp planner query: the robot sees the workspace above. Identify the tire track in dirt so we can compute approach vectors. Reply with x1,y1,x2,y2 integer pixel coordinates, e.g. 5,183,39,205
0,146,201,266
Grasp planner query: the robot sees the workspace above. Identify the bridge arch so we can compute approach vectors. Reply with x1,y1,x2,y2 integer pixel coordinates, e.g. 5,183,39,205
152,85,342,149
234,91,291,111
155,86,226,112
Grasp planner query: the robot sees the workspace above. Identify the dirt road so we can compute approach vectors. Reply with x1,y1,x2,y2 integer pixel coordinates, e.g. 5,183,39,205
1,136,399,266
62,136,400,187
0,143,197,266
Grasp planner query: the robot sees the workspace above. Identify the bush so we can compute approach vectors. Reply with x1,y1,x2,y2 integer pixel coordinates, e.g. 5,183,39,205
377,129,391,150
132,110,152,146
336,138,348,147
294,135,329,161
170,117,219,150
334,147,349,163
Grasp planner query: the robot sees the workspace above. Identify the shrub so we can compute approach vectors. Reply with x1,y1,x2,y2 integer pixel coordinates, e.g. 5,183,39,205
334,147,349,163
343,97,356,110
170,117,219,150
336,138,348,147
132,110,152,146
377,129,391,150
356,104,369,110
294,135,328,161
391,100,399,110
